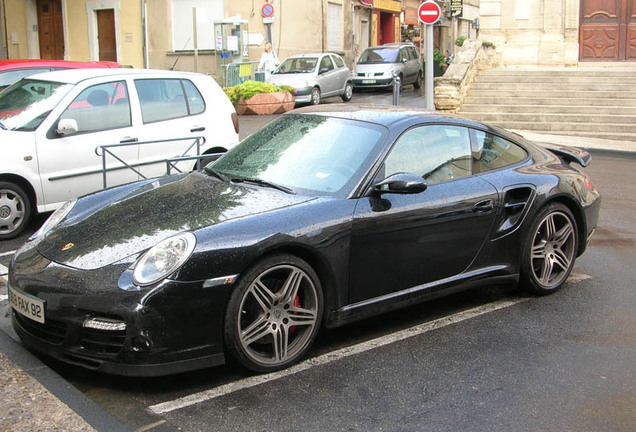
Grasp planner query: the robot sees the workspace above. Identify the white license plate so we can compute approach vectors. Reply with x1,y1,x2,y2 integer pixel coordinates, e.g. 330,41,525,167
9,285,45,324
362,79,376,84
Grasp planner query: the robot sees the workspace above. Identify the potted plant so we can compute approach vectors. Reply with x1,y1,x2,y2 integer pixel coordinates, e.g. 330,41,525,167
224,80,295,115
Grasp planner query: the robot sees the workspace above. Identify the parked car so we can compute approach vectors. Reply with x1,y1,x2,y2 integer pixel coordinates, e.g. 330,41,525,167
0,68,239,239
267,53,353,105
8,105,600,376
0,59,120,92
352,43,422,90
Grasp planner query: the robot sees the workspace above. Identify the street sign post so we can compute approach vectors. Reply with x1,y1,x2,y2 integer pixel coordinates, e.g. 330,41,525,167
418,1,441,110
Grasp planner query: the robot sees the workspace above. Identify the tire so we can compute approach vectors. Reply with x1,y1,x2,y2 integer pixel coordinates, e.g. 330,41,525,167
0,182,31,240
224,254,323,373
310,87,321,105
341,82,353,102
413,72,422,90
520,203,578,295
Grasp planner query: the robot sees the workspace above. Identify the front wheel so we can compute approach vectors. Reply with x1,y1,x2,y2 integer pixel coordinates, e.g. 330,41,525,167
310,87,321,105
341,82,353,102
0,182,31,240
520,203,578,295
224,254,323,373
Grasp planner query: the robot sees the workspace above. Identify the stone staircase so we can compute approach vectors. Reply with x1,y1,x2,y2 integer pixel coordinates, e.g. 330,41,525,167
458,66,636,143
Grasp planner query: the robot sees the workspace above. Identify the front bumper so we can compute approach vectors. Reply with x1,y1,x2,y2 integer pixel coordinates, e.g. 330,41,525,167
9,243,233,376
352,77,394,88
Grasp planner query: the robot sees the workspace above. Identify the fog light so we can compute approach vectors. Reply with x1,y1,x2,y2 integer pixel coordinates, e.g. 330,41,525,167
83,317,127,331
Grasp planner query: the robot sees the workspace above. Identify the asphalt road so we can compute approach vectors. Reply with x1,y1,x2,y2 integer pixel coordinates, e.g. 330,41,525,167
0,95,635,431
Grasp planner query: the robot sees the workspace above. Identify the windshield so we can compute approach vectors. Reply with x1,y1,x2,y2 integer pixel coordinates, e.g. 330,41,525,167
208,114,387,198
273,57,318,74
0,79,72,131
358,47,399,64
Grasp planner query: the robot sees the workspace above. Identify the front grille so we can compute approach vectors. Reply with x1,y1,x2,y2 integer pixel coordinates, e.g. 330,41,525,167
80,327,126,355
14,311,67,345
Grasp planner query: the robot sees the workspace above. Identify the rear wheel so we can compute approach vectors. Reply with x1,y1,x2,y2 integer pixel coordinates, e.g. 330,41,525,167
224,254,323,373
413,72,422,90
310,87,321,105
0,182,31,240
520,203,578,294
341,82,353,102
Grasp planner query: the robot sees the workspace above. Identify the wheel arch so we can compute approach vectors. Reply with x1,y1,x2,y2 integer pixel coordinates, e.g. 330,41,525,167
541,195,588,256
0,173,37,213
250,244,340,324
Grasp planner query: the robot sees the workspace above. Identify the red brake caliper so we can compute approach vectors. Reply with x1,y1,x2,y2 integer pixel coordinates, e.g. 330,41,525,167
290,295,300,334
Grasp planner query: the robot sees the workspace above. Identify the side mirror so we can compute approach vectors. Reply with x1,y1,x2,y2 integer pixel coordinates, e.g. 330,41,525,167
372,173,427,195
56,118,78,136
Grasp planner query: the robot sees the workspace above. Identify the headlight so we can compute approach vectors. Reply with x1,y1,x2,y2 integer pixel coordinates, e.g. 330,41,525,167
31,199,77,239
132,232,196,286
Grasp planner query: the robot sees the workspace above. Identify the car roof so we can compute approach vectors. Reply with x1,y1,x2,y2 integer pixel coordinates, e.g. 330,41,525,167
0,59,120,71
21,68,206,84
283,53,340,59
292,103,492,129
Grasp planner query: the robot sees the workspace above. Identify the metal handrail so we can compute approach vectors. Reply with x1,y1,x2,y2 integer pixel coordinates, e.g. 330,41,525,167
96,136,205,188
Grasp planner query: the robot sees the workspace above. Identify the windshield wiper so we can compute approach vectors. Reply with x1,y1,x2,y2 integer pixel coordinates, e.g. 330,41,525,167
231,177,294,194
203,167,230,182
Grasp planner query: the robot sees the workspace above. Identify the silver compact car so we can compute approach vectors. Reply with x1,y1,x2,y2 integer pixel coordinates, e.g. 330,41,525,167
353,43,422,90
267,53,353,105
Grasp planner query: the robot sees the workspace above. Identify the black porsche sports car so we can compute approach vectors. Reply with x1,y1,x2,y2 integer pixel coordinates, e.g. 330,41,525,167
8,105,601,376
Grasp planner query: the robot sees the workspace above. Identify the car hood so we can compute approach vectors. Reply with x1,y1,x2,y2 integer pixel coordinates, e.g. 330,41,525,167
36,172,316,270
268,73,314,88
355,63,396,75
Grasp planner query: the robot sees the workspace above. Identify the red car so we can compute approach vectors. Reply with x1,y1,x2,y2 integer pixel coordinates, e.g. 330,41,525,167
0,59,120,91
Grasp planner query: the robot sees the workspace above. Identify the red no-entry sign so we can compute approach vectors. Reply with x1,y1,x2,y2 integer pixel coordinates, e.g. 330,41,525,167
418,1,441,25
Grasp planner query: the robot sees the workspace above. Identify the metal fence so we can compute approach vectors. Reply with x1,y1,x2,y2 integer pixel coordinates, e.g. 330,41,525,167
96,136,205,189
224,61,265,87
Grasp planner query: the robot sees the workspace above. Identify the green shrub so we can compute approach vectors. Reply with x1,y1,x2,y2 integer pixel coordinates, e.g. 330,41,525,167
455,36,466,47
223,80,295,105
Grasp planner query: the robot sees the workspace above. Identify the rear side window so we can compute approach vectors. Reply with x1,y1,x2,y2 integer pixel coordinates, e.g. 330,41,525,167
470,130,527,174
0,68,50,89
135,78,205,123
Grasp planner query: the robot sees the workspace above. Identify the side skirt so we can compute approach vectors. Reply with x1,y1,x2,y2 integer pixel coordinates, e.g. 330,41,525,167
325,266,519,328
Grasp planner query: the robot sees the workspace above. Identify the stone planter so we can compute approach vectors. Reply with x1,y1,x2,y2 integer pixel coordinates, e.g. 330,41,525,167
236,92,295,115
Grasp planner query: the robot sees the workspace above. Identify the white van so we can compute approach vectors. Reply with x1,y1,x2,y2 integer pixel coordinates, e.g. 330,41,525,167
0,68,239,239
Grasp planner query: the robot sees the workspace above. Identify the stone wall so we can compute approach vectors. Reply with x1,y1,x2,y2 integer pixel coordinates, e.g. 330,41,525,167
433,40,498,112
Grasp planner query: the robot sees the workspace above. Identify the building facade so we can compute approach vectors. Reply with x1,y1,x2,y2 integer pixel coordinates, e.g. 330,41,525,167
480,0,636,65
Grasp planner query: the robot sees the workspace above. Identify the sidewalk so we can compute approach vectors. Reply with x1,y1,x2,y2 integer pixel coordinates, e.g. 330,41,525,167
0,98,634,432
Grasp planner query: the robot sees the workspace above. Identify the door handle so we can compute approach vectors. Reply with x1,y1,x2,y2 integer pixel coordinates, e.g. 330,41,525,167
120,137,138,143
473,199,494,213
190,126,205,132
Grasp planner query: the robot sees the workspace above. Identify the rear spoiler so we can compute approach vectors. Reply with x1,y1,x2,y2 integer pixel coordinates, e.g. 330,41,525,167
539,143,592,167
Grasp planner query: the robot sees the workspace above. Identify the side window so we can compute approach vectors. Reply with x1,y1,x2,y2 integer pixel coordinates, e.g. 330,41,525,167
319,56,334,73
471,130,528,174
135,79,189,123
59,81,131,134
182,79,205,115
332,55,345,68
383,125,472,185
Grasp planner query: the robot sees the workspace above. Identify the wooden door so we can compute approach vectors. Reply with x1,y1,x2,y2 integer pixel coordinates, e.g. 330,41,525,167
37,0,64,60
97,9,117,62
580,0,636,61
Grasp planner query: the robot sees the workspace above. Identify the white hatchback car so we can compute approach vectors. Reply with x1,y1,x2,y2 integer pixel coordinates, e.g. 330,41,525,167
0,68,239,239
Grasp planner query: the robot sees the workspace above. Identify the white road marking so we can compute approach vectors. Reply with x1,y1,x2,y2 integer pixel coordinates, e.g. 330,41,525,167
149,298,528,415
